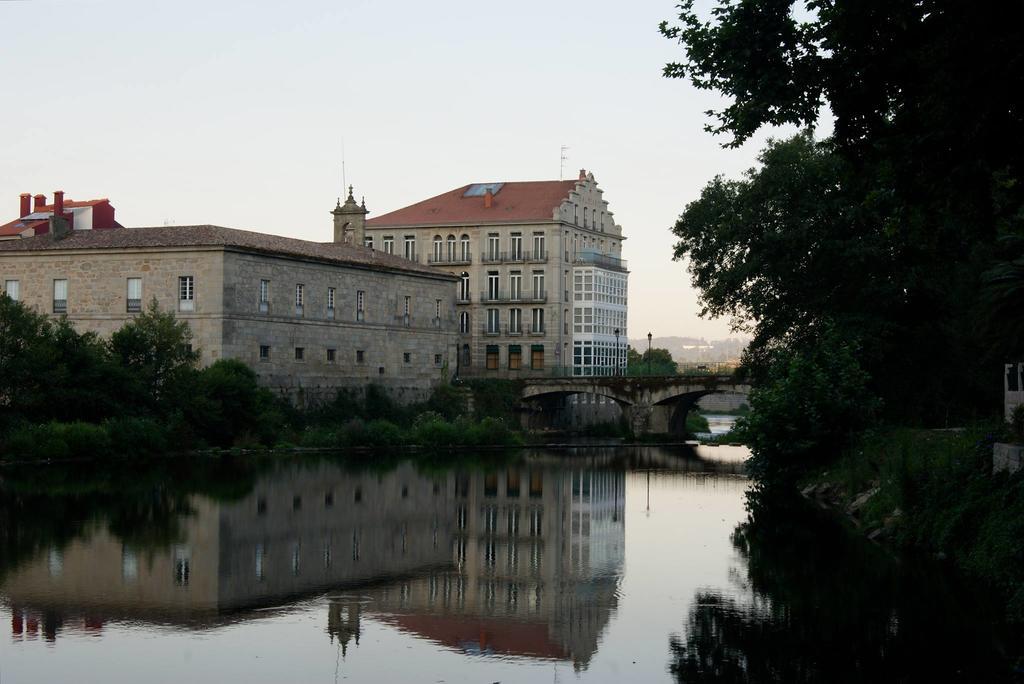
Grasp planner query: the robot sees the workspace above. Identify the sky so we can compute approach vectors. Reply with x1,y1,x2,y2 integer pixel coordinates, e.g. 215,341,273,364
0,0,806,340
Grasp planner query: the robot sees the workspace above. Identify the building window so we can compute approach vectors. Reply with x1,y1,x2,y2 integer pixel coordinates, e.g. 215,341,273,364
510,233,523,260
462,343,471,366
403,352,411,364
447,235,456,261
459,273,470,302
295,284,304,315
178,276,194,311
4,279,19,301
327,348,336,363
486,345,499,370
403,295,411,326
459,311,470,334
434,353,443,366
432,235,443,262
487,233,500,260
509,272,522,301
508,345,522,370
259,279,270,313
532,308,544,334
573,204,578,225
509,308,522,334
259,345,270,361
593,209,598,231
533,233,545,259
327,287,336,317
53,278,68,314
487,308,500,334
356,350,365,364
356,289,365,321
531,345,544,370
434,299,442,327
295,347,305,361
532,272,544,299
126,278,142,313
460,234,470,261
364,235,374,249
487,272,499,300
404,235,416,261
383,236,394,254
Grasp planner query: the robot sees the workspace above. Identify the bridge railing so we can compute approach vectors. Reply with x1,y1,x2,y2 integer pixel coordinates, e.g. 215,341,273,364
524,364,741,379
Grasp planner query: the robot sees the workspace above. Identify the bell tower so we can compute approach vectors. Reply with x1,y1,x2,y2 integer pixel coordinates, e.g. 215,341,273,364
332,185,368,245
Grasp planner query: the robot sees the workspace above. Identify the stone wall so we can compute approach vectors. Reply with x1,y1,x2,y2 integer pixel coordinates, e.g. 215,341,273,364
222,250,458,404
0,246,226,361
0,245,460,405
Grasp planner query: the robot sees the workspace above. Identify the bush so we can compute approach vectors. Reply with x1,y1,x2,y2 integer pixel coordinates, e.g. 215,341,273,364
361,420,405,447
103,417,170,455
2,421,112,461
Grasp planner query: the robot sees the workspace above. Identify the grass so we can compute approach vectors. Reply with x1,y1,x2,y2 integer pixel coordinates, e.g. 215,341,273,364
804,424,1024,622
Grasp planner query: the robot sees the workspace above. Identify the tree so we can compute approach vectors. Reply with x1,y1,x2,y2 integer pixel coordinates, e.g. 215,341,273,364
0,294,59,424
109,300,200,408
627,347,678,376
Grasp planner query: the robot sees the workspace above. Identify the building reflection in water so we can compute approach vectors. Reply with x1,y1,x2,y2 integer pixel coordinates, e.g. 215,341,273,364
2,457,625,669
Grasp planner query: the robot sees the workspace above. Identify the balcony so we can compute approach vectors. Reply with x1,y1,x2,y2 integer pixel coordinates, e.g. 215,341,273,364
481,325,501,337
479,291,547,304
456,293,472,304
527,325,545,336
478,251,548,264
506,324,524,336
574,250,628,271
428,254,472,266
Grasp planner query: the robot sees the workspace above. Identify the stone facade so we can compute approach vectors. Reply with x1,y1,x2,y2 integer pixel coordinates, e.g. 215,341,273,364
364,170,628,378
0,227,458,404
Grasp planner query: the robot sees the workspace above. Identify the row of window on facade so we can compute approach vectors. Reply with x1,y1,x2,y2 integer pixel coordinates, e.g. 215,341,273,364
573,307,627,336
572,204,608,232
468,307,547,335
4,277,154,314
257,344,443,368
572,340,627,376
573,269,627,305
478,344,545,371
3,277,444,327
367,232,549,263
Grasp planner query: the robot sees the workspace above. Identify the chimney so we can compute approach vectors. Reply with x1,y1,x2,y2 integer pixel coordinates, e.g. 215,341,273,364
484,189,493,208
578,169,587,181
33,194,46,212
54,190,65,218
19,193,31,218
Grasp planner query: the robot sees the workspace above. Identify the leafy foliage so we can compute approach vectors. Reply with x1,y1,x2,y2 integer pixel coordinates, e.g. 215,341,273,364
626,346,678,376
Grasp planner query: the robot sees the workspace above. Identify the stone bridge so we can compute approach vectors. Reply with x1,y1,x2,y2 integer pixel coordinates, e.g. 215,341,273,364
520,375,751,435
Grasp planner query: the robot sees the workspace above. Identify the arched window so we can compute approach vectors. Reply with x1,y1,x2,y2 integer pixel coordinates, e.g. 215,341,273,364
432,235,443,262
459,272,470,301
447,235,456,262
460,234,470,261
459,311,470,334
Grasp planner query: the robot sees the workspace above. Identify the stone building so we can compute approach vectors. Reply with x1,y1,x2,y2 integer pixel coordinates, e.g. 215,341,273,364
0,205,458,403
363,170,629,378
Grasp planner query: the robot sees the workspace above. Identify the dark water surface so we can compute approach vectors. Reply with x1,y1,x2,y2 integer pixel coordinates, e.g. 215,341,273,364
0,446,1017,683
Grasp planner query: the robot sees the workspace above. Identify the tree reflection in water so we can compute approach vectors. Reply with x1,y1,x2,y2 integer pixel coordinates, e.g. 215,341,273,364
670,487,1018,683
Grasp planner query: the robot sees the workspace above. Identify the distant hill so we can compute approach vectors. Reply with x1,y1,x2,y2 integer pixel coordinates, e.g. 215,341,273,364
627,336,747,362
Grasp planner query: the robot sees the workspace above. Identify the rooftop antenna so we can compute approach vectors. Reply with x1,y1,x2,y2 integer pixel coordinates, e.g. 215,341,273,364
560,145,569,180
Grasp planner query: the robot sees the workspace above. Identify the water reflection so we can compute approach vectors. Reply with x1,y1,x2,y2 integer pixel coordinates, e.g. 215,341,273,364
669,488,1019,683
2,452,662,668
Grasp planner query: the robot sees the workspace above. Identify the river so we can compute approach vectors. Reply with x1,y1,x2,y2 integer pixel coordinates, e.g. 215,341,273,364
0,446,1017,682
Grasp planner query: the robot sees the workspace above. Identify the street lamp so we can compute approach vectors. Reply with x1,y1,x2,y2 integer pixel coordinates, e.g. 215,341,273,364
647,332,652,376
614,328,620,376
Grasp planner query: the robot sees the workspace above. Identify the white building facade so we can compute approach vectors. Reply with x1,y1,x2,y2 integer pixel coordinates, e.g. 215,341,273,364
363,170,628,378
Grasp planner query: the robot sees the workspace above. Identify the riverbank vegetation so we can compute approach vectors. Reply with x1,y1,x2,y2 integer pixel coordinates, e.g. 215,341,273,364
661,1,1024,620
0,297,521,460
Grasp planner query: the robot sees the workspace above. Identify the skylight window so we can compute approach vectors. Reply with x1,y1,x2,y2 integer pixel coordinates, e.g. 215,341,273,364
463,183,504,197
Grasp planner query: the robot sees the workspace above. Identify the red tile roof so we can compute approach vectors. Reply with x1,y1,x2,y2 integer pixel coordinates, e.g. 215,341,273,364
0,224,454,279
0,218,48,237
373,613,570,660
368,180,578,227
33,198,110,211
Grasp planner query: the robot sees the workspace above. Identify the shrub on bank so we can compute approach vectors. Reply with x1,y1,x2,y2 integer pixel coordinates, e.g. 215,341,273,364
3,421,112,461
